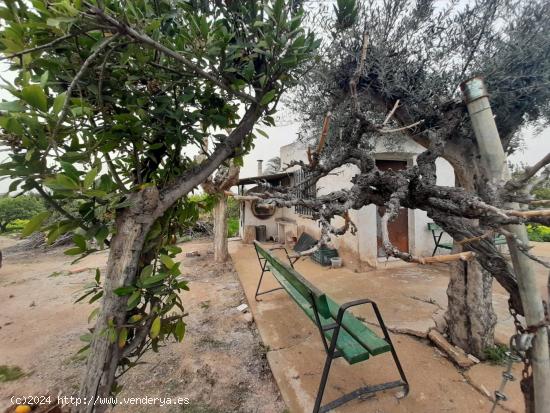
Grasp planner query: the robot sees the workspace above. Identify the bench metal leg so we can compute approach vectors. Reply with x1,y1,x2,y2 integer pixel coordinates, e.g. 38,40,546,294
254,247,284,301
431,230,444,256
310,298,409,413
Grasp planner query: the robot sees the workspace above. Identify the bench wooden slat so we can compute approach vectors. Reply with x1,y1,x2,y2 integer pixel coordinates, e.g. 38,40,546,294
325,298,391,356
270,269,372,364
255,241,391,364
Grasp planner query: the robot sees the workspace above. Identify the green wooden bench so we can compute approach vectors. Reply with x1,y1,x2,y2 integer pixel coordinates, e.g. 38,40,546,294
428,222,506,256
253,241,409,413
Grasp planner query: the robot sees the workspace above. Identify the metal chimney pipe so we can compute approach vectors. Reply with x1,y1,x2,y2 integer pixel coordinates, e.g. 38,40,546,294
257,160,263,176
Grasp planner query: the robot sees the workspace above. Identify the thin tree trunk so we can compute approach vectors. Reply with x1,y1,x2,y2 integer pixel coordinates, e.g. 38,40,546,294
78,189,158,413
213,195,228,262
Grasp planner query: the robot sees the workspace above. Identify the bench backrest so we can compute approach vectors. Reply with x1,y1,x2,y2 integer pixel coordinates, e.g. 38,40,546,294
254,241,331,318
427,222,442,231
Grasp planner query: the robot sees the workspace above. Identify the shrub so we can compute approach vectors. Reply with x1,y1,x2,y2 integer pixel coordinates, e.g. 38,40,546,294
227,217,239,237
527,224,550,242
6,219,30,232
0,195,46,233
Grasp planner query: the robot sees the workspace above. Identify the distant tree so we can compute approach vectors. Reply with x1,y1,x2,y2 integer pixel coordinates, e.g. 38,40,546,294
264,156,281,174
0,195,45,232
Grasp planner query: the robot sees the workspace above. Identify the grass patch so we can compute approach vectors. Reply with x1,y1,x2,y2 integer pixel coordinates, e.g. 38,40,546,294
0,365,26,382
227,217,239,237
484,344,508,365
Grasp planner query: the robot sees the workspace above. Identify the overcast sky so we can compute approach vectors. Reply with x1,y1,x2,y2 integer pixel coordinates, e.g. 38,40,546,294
240,122,550,178
1,63,549,189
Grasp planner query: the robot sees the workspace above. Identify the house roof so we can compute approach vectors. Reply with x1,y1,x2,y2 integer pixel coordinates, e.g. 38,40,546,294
237,171,292,185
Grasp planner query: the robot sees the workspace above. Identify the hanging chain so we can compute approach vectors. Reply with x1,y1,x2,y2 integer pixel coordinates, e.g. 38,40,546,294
509,302,533,381
489,300,534,413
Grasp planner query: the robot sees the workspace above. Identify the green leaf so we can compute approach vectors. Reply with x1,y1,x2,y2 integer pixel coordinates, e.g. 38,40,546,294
140,265,154,280
80,333,93,343
128,314,142,323
21,211,50,236
159,254,175,269
95,226,109,247
64,247,83,256
89,291,103,304
53,92,67,115
88,307,100,323
40,71,49,88
73,234,86,250
21,84,48,111
114,286,135,296
256,128,269,138
44,174,80,190
127,290,141,310
174,319,186,342
118,327,128,349
260,89,277,106
60,161,80,182
150,316,161,339
0,101,24,112
83,167,98,189
142,272,169,287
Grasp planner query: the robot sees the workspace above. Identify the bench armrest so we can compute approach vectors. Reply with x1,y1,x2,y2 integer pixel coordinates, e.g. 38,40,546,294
335,299,374,325
268,246,297,268
335,299,396,355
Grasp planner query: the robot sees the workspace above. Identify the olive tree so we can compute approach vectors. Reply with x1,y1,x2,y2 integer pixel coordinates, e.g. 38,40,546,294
245,0,550,410
0,0,318,409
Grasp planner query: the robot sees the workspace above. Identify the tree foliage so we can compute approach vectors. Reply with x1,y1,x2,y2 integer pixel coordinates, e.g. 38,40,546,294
251,0,550,316
0,194,45,232
0,0,318,401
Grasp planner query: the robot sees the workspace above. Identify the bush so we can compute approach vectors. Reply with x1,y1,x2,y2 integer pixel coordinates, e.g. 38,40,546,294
227,217,239,237
0,195,46,233
6,219,30,232
527,224,550,242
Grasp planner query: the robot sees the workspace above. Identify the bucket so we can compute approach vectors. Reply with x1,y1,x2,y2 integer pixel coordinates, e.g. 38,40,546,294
255,225,267,242
330,257,342,268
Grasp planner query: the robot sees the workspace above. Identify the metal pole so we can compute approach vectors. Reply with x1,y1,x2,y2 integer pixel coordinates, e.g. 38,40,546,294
461,77,550,413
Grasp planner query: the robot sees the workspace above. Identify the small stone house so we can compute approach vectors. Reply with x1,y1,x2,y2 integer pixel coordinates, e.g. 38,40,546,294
237,135,455,268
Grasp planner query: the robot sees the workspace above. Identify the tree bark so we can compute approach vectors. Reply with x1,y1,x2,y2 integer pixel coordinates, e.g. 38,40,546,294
445,258,496,358
445,174,497,358
213,195,228,262
78,188,158,413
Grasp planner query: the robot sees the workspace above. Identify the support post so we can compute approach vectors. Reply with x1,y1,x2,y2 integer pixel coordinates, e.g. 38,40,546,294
461,77,550,413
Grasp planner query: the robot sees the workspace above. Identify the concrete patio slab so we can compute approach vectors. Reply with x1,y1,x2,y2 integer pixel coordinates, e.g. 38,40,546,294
229,240,537,413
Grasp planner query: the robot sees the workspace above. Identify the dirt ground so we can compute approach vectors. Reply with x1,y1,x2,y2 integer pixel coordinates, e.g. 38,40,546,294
0,237,284,413
1,235,549,413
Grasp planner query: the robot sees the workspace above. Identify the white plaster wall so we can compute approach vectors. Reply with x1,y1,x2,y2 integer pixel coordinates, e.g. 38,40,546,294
239,201,283,240
268,136,456,264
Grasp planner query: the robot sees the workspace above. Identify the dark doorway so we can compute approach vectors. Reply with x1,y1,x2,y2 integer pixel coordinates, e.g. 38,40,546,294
376,160,409,257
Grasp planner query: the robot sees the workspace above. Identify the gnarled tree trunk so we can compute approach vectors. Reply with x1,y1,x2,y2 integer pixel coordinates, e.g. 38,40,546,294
445,256,496,358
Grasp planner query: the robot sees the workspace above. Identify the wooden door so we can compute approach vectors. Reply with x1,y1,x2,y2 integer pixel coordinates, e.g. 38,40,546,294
376,160,409,257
